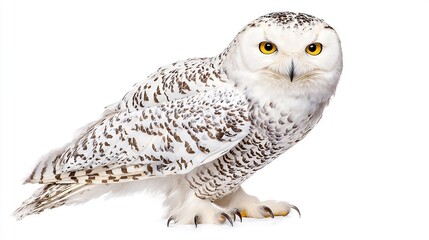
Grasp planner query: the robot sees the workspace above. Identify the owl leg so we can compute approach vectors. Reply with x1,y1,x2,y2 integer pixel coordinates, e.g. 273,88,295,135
164,185,235,226
215,187,301,219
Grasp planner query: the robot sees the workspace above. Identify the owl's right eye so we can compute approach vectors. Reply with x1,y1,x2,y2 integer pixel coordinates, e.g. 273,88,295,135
259,42,277,54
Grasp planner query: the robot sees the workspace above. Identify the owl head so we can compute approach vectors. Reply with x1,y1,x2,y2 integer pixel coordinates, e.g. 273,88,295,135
222,12,343,103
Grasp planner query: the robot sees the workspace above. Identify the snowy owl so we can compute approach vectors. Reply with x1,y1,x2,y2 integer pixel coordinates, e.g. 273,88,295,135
15,12,343,226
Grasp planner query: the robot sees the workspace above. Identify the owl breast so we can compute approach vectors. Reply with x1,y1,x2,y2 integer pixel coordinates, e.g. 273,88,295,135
186,96,327,201
247,97,327,155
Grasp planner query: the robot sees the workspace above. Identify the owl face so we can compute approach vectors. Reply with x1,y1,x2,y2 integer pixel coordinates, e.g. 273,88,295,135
223,12,343,102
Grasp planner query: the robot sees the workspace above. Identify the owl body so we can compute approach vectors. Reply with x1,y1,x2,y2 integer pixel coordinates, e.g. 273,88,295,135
187,89,327,201
15,12,342,224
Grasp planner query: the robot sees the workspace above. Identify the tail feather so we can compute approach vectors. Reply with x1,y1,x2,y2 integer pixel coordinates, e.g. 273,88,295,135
14,183,86,220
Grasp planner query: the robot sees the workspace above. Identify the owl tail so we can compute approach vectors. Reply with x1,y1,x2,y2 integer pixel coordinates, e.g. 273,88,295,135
13,183,87,220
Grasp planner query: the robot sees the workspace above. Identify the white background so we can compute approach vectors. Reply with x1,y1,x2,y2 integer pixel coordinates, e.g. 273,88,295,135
1,0,428,239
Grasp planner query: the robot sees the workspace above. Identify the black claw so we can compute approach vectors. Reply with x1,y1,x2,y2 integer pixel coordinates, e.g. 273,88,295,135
194,215,199,228
167,216,175,227
291,205,301,218
233,209,242,222
262,205,275,218
221,212,233,227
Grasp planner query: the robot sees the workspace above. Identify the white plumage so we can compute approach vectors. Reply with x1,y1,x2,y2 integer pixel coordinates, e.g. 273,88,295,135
15,12,342,225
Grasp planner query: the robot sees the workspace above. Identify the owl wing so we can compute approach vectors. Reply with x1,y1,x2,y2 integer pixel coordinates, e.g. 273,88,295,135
28,88,250,184
103,58,230,115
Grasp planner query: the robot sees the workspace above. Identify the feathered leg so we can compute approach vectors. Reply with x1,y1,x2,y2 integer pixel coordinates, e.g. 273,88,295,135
163,177,235,226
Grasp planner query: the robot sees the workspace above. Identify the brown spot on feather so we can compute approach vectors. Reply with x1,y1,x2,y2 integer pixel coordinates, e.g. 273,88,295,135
184,141,195,154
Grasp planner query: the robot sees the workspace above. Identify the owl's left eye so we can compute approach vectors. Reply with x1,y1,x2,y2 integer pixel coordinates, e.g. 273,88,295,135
259,42,277,54
305,43,323,56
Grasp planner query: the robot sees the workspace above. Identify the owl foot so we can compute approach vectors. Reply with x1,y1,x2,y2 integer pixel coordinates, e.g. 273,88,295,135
166,193,239,226
167,210,237,227
239,200,301,218
215,187,301,219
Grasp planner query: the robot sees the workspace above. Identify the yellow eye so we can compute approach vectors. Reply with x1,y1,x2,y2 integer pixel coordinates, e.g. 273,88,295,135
305,43,323,56
259,42,277,54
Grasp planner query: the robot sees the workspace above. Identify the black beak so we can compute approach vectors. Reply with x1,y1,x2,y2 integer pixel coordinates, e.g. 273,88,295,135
289,60,295,82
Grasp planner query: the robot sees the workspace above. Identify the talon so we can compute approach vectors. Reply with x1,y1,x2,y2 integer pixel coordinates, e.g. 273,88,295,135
194,215,199,228
221,212,233,226
291,205,301,218
167,216,175,227
233,209,242,222
262,205,274,218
